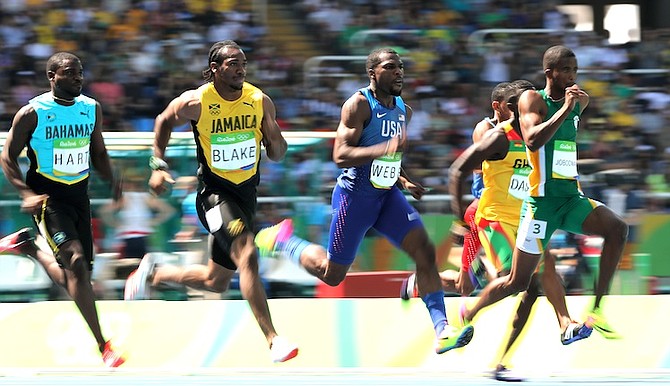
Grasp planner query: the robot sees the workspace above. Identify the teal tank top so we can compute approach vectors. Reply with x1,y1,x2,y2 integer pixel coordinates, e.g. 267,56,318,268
26,92,96,197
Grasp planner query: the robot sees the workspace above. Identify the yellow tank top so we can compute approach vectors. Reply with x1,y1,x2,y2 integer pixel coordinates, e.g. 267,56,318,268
193,82,264,185
475,122,531,226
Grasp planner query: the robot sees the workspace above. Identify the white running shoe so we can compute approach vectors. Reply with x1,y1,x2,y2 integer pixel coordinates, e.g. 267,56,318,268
124,253,156,300
270,336,298,363
493,365,525,382
399,273,417,300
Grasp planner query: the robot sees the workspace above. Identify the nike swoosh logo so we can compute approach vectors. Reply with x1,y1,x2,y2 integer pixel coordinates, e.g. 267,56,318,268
407,212,420,221
376,112,388,118
243,102,253,108
593,325,615,333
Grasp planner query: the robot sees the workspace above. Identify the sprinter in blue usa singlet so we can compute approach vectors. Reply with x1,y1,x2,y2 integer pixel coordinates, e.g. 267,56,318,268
255,48,474,354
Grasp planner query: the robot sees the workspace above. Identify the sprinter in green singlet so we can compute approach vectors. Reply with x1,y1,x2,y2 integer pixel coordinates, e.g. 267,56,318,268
461,45,628,340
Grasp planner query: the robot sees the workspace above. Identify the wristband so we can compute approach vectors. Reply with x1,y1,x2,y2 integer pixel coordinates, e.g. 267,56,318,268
450,219,471,236
452,219,470,229
149,156,169,171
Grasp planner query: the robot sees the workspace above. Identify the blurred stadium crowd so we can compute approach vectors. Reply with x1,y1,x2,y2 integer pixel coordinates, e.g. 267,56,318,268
0,0,669,214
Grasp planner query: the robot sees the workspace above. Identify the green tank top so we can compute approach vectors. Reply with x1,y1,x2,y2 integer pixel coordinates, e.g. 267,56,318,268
527,89,582,197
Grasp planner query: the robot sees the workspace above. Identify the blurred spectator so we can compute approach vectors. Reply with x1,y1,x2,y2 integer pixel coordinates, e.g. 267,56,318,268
636,88,670,111
0,0,666,213
479,42,513,87
11,71,39,107
99,172,175,259
573,32,608,71
172,175,208,241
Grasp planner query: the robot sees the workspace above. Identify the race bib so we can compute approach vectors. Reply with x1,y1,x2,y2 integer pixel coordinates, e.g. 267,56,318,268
370,152,402,189
552,140,577,179
516,210,548,253
210,132,257,171
508,167,531,200
53,138,90,176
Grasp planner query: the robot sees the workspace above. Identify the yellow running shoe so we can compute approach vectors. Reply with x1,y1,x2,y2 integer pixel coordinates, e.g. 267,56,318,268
587,308,622,339
459,302,472,326
435,324,474,354
255,219,294,258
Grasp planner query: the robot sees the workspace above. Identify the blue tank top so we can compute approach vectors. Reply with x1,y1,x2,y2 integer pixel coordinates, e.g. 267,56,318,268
336,88,406,196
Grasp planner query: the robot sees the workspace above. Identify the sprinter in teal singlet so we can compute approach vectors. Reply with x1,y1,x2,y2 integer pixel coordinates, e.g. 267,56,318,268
0,52,125,367
461,45,628,340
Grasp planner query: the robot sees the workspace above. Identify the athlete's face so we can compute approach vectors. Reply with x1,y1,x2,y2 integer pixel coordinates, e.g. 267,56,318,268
547,57,578,90
371,53,404,97
494,99,513,121
213,47,247,91
49,59,83,98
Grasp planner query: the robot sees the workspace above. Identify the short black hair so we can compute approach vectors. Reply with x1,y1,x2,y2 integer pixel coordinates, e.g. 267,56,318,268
542,45,576,70
366,47,399,72
506,79,535,104
46,52,80,75
490,82,511,103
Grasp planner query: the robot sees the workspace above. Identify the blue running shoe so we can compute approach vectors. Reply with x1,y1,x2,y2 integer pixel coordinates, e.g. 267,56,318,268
561,322,593,345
